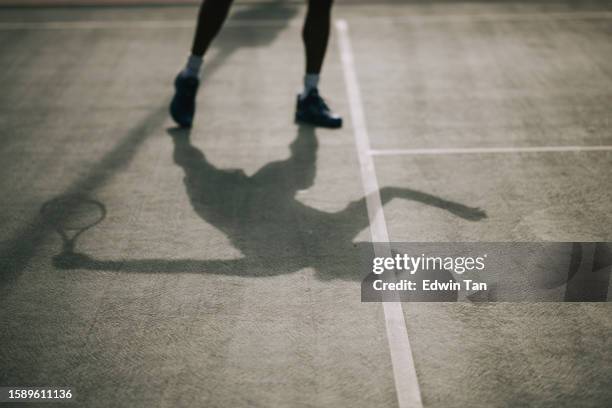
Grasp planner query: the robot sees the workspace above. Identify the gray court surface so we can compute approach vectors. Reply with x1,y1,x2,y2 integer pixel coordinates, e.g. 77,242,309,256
0,1,611,407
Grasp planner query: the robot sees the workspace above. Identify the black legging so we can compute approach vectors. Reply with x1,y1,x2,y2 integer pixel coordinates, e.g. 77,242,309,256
191,0,333,75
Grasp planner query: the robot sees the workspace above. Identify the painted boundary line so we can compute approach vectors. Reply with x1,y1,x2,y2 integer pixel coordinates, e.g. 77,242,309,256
370,145,612,156
361,11,612,23
1,11,611,30
0,19,292,30
336,19,423,408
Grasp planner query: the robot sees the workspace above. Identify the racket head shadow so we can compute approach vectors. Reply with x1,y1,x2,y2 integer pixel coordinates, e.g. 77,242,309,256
40,195,106,232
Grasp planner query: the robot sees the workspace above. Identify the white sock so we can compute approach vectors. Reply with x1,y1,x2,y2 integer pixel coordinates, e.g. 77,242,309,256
299,74,320,99
180,54,203,78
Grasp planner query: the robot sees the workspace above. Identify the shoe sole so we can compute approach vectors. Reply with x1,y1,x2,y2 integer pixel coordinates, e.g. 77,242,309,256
295,114,343,129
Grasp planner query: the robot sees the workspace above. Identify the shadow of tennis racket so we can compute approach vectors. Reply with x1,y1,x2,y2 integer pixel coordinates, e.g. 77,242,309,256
40,195,106,269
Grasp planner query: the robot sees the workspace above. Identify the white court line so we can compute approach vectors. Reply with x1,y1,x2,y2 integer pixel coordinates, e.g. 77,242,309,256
0,19,292,30
357,11,612,23
1,11,610,30
370,145,612,156
336,19,423,408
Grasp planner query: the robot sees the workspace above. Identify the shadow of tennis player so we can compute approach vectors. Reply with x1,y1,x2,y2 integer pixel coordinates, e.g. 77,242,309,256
52,126,486,281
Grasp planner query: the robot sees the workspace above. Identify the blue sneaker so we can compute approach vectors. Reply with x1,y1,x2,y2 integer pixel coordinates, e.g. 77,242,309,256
295,88,342,129
170,74,199,128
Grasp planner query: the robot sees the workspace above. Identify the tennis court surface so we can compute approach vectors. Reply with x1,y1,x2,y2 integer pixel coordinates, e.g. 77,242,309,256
0,1,611,407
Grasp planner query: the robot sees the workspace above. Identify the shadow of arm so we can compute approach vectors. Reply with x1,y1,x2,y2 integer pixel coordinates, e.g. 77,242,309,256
379,186,487,221
335,187,487,222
